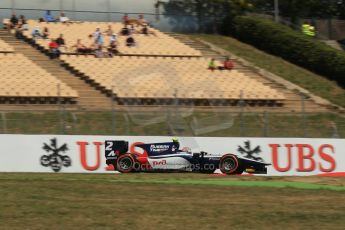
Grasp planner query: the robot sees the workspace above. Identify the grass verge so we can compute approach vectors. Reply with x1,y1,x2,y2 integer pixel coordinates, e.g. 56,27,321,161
112,179,345,191
1,173,345,230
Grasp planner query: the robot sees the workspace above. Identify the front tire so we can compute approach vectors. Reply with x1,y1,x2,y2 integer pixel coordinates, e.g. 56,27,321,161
116,154,135,173
219,155,243,175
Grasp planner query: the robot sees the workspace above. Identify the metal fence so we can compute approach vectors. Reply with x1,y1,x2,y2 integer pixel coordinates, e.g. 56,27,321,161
0,0,219,33
0,83,342,138
0,104,344,138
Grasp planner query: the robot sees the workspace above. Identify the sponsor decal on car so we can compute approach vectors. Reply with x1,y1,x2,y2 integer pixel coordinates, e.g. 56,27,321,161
153,160,167,166
150,144,170,152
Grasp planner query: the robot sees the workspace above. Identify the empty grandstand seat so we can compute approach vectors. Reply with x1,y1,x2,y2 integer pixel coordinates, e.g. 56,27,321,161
0,53,78,102
61,55,285,105
0,39,14,53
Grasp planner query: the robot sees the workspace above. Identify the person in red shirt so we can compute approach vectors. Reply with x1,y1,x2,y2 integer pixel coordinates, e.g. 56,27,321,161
138,14,147,26
223,57,234,70
49,39,60,59
208,57,235,71
123,14,129,25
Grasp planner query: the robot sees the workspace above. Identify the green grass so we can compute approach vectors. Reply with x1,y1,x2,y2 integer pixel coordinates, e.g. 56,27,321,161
191,34,345,108
112,179,345,191
1,174,345,230
1,111,345,138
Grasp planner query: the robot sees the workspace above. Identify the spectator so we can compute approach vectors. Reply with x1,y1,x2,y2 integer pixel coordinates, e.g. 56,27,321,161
120,25,130,36
18,15,26,26
221,57,234,70
15,26,23,39
302,22,316,37
107,41,120,57
56,34,65,47
110,33,118,44
126,35,136,47
9,13,18,29
138,14,147,26
129,25,137,34
19,15,28,31
91,28,101,40
42,27,49,39
59,12,70,24
94,44,104,58
95,33,104,46
104,25,114,36
32,26,42,39
44,10,55,22
15,15,28,39
48,39,60,59
141,25,157,36
123,14,129,25
208,58,216,71
72,39,93,54
142,25,149,35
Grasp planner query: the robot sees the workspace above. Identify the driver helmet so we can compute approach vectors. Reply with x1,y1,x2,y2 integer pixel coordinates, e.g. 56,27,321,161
172,137,179,143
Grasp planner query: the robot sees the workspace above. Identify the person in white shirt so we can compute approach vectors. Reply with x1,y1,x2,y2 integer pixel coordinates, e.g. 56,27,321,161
32,26,42,39
110,33,118,44
59,12,70,24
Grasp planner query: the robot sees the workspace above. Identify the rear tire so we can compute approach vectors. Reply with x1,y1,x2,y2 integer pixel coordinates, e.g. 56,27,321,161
219,155,243,175
116,154,135,173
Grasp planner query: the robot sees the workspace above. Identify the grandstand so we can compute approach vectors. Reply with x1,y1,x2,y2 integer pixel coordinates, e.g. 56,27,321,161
24,20,202,57
0,18,329,112
0,38,14,52
0,38,77,104
61,55,285,106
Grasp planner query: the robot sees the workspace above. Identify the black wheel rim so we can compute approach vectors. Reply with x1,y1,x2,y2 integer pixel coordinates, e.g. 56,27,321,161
223,158,236,171
119,157,132,170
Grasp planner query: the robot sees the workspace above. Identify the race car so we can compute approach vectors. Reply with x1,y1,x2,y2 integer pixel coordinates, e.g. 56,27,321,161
104,139,270,175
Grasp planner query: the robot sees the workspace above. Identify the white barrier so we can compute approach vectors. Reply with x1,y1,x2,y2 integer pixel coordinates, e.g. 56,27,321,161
0,135,344,176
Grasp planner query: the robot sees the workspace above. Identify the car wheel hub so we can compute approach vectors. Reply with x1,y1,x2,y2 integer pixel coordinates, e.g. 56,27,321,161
223,158,236,171
119,158,132,170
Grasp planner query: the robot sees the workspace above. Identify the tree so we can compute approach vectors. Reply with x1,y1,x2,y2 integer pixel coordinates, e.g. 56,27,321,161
161,0,253,34
249,0,345,19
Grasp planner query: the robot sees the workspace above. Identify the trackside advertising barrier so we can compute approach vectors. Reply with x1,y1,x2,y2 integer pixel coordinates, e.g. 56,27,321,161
0,135,344,176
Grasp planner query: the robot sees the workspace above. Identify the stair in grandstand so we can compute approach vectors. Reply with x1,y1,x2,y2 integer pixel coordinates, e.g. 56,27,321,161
0,29,113,111
167,32,330,113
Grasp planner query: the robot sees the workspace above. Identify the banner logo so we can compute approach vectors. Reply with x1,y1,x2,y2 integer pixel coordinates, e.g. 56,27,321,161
237,141,264,162
40,138,72,172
